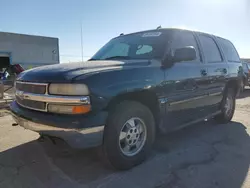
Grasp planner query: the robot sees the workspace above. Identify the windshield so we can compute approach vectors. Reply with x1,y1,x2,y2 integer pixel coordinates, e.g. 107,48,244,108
91,31,168,60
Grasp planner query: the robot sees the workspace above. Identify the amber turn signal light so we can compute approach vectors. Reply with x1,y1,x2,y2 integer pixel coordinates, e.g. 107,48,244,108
72,105,91,114
48,104,91,114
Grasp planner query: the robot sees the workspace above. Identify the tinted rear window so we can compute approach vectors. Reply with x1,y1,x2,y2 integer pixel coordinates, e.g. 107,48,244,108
217,38,240,62
198,34,222,63
242,63,249,72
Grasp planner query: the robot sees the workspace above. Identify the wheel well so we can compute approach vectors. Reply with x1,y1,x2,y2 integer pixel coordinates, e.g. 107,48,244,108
106,91,160,125
226,79,240,96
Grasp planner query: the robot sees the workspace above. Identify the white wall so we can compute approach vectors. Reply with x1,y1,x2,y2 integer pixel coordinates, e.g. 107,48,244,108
0,32,59,68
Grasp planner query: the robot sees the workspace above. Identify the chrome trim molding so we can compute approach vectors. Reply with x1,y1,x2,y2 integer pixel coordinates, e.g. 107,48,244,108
15,81,48,86
15,90,90,104
209,92,222,97
169,95,207,106
15,81,91,112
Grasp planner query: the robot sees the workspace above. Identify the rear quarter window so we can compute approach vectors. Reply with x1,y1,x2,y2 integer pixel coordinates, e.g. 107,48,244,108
242,63,249,72
217,38,240,62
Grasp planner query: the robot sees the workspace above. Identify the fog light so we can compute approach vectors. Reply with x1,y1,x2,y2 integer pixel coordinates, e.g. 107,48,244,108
48,104,91,114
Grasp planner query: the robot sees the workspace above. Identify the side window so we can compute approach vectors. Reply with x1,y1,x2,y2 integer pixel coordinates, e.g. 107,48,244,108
136,45,153,55
170,30,200,61
218,38,240,62
102,43,129,59
243,63,248,70
198,35,222,63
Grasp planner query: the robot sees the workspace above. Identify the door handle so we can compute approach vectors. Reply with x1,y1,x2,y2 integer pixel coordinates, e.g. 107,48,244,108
216,68,227,74
201,69,207,76
222,68,227,74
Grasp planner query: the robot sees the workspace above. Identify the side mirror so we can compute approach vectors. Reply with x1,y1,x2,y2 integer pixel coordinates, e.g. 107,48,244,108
162,46,197,68
172,46,196,63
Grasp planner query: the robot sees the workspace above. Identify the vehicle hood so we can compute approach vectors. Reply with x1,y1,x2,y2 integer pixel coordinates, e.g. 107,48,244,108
17,60,150,83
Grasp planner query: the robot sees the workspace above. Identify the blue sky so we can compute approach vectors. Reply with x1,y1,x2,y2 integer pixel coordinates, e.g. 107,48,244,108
0,0,249,62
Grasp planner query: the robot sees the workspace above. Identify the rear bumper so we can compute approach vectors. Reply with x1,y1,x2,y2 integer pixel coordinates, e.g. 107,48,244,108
10,101,107,148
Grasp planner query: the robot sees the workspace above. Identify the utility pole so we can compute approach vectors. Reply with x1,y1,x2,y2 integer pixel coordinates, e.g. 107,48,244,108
80,22,84,62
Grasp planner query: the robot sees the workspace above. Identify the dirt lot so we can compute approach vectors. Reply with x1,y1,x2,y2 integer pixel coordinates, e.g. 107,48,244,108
1,91,250,188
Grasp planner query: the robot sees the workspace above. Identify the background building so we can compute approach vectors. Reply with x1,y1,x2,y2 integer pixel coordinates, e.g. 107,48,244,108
0,32,59,70
241,58,250,63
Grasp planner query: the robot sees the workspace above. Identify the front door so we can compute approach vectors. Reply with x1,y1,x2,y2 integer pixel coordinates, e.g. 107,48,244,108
163,30,208,132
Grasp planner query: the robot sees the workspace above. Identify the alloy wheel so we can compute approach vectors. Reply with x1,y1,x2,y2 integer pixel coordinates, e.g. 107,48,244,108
119,117,147,157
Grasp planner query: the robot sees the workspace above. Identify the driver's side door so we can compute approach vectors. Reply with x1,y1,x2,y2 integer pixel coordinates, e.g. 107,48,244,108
163,30,209,131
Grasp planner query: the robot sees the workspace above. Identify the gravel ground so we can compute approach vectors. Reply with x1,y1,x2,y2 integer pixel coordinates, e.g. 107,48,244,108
0,90,250,188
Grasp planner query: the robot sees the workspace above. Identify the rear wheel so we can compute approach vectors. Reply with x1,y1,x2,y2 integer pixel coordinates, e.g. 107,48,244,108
215,88,236,123
240,79,245,92
102,101,155,170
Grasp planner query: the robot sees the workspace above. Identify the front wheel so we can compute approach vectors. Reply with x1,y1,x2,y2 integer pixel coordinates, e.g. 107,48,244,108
102,101,155,170
215,88,236,123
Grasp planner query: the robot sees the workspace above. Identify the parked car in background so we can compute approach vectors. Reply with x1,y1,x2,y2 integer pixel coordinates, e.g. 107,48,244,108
241,61,250,90
10,28,241,170
0,64,24,80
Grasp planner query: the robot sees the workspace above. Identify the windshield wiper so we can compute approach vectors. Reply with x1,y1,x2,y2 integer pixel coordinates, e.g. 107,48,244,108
104,56,131,60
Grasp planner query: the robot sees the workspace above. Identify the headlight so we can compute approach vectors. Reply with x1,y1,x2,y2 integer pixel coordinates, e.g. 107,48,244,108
48,104,91,114
49,84,89,95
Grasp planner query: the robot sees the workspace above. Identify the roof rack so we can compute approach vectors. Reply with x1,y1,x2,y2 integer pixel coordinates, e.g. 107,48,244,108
156,25,162,29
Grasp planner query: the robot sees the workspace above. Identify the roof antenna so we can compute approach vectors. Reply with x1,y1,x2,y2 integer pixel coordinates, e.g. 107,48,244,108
156,25,162,29
120,33,124,36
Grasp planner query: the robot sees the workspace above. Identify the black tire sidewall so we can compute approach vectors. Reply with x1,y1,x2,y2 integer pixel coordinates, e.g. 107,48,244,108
240,79,245,92
103,101,155,170
219,88,236,122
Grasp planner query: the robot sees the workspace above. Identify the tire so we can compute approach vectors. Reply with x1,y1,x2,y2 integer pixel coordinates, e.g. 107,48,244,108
240,79,245,92
215,88,236,123
102,101,155,170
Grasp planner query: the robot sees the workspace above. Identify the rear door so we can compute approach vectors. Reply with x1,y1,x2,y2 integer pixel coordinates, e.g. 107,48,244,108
217,37,242,90
196,34,227,114
164,30,209,130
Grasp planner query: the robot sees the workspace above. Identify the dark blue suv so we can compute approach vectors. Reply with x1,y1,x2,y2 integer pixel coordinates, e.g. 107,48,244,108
11,28,242,170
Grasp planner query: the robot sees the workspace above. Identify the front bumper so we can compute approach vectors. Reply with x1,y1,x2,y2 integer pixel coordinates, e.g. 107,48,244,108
10,101,107,148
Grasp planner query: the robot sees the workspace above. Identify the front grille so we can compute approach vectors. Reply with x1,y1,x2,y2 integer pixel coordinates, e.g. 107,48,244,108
15,81,48,112
16,96,46,111
16,82,46,94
